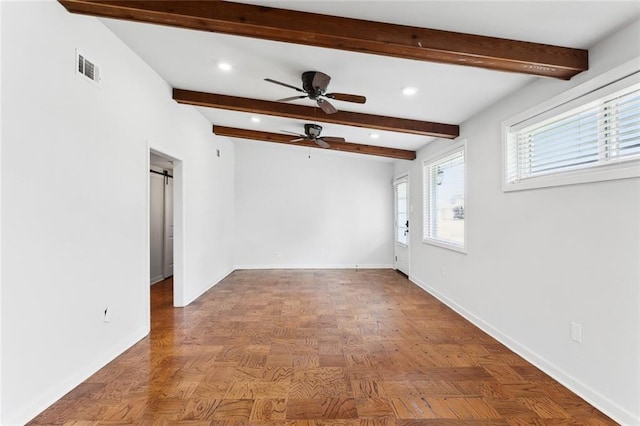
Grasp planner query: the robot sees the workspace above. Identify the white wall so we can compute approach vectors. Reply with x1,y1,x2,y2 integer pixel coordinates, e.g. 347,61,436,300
396,20,640,425
0,1,235,424
0,1,4,420
234,140,394,269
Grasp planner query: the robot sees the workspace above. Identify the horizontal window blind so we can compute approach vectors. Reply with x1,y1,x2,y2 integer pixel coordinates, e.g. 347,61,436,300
507,84,640,183
424,148,465,248
609,88,640,158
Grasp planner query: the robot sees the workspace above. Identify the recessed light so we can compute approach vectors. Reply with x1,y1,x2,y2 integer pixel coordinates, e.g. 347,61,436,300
218,62,232,71
370,133,380,139
402,86,417,96
251,117,261,123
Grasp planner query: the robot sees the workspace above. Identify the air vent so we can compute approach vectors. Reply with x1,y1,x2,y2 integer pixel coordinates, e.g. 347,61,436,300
75,49,101,86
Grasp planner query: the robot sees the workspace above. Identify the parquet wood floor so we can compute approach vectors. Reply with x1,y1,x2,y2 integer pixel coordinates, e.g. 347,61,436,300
29,269,615,425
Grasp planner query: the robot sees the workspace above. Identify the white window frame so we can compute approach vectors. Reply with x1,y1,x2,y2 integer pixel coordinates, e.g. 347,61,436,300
422,139,467,254
502,57,640,192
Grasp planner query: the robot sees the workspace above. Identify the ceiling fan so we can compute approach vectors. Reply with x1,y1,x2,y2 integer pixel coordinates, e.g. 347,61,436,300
265,71,366,114
284,123,345,148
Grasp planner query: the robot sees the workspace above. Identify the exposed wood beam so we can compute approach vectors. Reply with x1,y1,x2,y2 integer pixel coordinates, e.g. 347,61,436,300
213,125,416,161
58,0,587,79
174,89,459,139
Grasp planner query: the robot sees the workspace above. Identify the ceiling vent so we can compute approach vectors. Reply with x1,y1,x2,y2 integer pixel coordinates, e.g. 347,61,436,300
75,49,101,86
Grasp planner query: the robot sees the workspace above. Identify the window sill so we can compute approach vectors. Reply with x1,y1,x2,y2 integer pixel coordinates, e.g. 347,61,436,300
422,238,467,254
503,158,640,192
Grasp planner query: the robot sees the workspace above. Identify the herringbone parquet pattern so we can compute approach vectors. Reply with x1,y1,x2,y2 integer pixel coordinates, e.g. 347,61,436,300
29,269,614,425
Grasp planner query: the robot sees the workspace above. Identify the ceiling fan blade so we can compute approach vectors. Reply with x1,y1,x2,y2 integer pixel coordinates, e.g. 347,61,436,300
277,95,308,102
315,138,331,149
290,138,306,143
264,78,305,92
281,130,306,137
317,98,338,114
321,136,346,143
326,93,367,104
311,72,331,92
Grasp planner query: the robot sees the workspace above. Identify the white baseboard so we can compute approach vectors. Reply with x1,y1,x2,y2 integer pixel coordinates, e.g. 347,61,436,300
149,274,165,285
234,263,394,270
183,267,235,306
409,275,639,426
182,265,394,305
9,327,148,426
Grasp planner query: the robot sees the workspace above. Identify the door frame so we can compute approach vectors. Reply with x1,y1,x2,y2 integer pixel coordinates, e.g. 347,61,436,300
148,146,184,319
393,172,410,276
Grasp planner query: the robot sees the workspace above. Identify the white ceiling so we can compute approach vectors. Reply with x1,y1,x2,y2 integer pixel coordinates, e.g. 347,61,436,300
100,1,640,157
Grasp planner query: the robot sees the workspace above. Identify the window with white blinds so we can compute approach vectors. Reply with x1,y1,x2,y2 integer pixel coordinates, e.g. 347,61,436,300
394,178,408,245
423,142,466,252
504,64,640,191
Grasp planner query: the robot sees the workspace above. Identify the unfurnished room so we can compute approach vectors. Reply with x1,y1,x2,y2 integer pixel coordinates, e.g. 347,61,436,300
1,1,639,425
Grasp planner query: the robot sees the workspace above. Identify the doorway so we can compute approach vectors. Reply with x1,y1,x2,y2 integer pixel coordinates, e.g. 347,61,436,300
150,152,174,284
149,148,184,310
394,174,410,276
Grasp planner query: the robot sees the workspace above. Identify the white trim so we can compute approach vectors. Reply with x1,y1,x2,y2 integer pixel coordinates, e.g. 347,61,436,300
183,267,235,306
150,274,165,285
9,328,148,426
422,139,467,253
502,57,640,192
408,275,639,426
234,264,395,270
503,159,640,192
393,171,410,182
0,0,3,416
422,237,467,254
172,160,186,307
145,146,152,331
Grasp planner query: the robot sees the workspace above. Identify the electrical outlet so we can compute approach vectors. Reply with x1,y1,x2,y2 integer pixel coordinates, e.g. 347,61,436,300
571,321,582,343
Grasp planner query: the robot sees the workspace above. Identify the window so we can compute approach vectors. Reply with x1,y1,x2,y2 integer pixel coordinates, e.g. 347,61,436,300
423,142,466,252
504,62,640,191
394,177,408,245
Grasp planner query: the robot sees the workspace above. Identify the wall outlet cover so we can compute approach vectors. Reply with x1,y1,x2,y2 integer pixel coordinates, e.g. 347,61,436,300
571,321,582,343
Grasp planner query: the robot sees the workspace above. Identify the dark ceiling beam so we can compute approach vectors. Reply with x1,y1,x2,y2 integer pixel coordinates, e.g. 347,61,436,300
213,126,416,161
174,89,459,139
58,1,588,79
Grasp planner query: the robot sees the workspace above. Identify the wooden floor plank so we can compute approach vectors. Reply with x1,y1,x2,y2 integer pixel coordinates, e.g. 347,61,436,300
28,270,615,424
